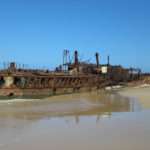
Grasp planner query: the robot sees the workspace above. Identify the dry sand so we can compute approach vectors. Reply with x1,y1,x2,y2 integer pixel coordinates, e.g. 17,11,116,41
119,86,150,109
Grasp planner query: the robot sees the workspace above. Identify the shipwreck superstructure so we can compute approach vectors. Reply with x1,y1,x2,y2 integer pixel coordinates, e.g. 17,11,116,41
0,50,141,98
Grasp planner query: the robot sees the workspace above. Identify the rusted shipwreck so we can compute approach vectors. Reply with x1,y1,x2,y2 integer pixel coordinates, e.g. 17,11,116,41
0,51,141,98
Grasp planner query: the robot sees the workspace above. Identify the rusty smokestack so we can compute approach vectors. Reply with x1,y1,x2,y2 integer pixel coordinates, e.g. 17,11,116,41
74,50,78,65
107,55,110,66
74,50,79,72
95,52,100,68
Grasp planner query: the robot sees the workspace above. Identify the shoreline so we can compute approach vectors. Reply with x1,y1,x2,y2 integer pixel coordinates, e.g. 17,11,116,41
0,84,150,109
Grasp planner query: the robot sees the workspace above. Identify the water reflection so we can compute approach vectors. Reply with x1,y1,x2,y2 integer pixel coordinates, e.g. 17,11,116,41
0,91,140,123
0,91,148,150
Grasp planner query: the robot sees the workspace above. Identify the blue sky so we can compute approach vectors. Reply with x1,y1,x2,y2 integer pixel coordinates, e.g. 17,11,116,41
0,0,150,71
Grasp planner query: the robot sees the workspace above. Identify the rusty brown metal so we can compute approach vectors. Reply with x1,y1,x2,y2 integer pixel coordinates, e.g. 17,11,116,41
95,52,100,68
74,50,79,72
0,51,142,97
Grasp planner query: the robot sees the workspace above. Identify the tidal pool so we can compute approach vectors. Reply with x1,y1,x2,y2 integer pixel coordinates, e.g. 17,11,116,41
0,90,149,150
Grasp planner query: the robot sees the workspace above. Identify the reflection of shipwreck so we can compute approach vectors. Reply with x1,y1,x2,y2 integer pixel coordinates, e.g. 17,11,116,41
0,50,141,98
0,92,133,121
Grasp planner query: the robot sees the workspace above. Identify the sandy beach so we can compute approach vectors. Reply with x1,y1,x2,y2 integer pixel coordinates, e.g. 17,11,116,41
0,87,150,150
119,86,150,109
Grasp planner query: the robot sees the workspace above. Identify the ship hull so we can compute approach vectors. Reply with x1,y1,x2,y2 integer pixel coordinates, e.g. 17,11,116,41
0,73,109,99
0,87,99,99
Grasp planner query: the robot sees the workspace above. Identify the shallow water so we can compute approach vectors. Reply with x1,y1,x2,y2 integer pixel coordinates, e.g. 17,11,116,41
0,91,149,150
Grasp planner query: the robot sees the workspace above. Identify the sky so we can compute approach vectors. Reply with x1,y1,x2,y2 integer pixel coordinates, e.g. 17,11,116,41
0,0,150,72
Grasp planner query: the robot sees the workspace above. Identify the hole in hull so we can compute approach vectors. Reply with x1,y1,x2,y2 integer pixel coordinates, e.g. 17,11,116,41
8,93,14,97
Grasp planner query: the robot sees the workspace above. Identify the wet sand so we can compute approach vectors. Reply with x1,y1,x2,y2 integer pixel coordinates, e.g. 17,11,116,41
0,89,150,150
